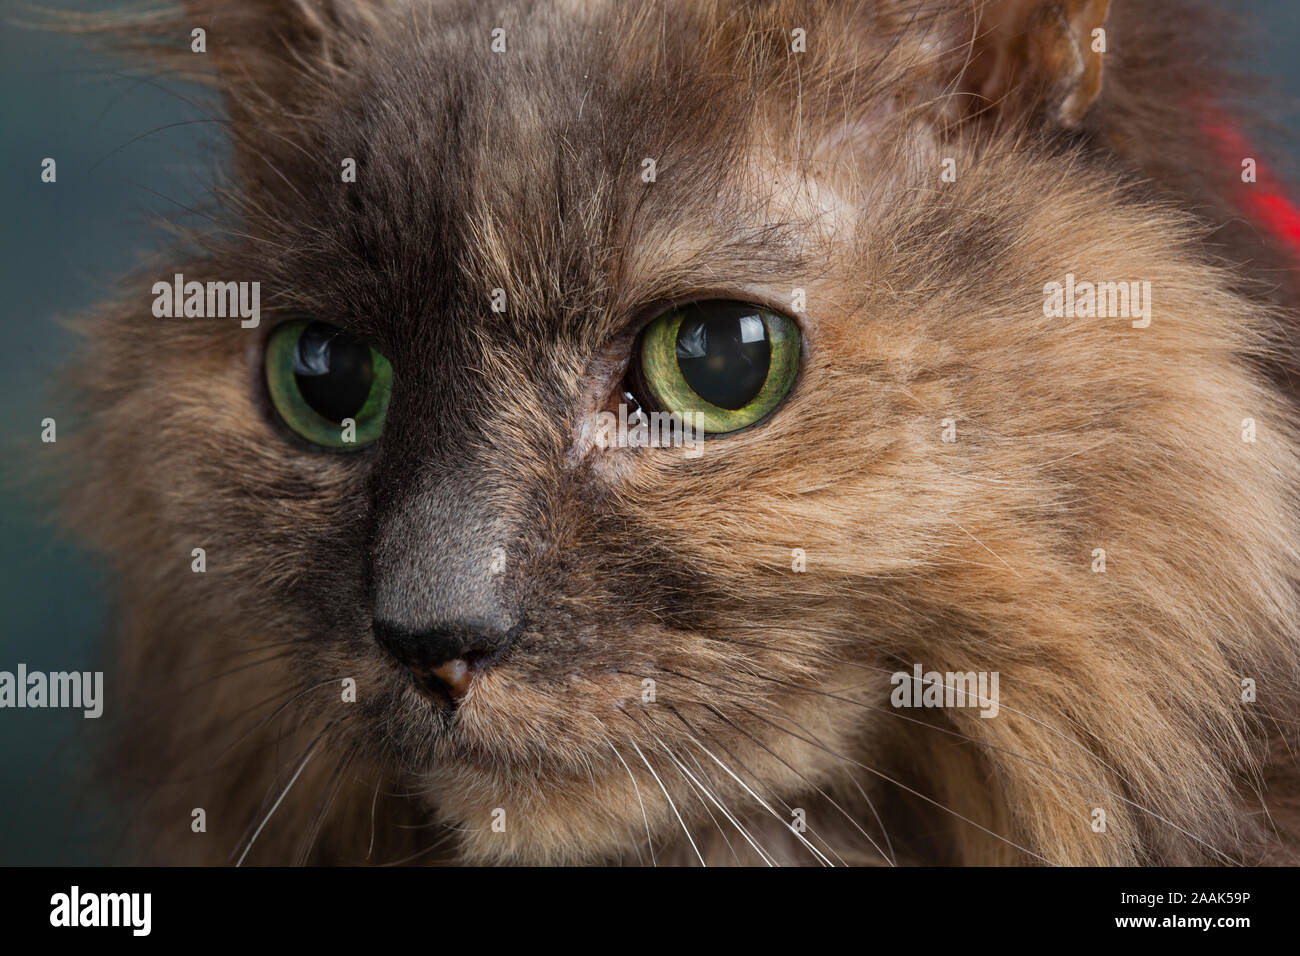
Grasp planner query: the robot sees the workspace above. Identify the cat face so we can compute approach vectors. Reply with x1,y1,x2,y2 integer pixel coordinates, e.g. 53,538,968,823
64,0,1300,866
222,1,909,864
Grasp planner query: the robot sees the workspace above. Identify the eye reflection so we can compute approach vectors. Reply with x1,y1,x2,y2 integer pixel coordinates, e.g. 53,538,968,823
673,304,772,410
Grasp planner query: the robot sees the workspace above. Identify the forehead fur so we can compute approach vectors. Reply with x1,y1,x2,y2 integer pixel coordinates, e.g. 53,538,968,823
115,1,958,332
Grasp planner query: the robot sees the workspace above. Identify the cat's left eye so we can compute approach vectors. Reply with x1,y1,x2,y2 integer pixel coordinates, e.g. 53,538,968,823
634,300,801,435
265,319,392,449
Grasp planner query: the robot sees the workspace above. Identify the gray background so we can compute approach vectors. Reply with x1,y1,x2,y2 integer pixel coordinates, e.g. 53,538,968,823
1,1,1297,864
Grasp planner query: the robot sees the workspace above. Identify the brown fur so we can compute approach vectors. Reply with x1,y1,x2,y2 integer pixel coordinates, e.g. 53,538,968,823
44,0,1300,865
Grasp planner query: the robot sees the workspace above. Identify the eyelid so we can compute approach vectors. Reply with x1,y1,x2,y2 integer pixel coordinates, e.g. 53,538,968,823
630,288,802,326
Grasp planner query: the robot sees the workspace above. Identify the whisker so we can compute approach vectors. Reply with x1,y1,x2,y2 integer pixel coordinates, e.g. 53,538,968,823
625,736,705,866
652,740,744,864
235,730,325,867
366,781,381,861
628,711,774,866
669,702,886,866
647,702,849,866
655,708,834,866
593,717,654,866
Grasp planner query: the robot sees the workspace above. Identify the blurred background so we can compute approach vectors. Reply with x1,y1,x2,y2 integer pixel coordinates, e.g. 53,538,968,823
1,0,222,864
1,0,1298,865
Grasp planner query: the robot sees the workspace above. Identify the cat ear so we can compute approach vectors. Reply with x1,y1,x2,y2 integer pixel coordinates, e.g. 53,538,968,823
959,0,1112,129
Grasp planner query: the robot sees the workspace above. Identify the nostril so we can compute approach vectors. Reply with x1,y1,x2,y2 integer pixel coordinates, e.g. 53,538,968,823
372,618,518,705
430,656,473,700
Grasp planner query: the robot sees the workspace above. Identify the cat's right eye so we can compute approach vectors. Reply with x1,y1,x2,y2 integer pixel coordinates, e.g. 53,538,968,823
264,320,392,449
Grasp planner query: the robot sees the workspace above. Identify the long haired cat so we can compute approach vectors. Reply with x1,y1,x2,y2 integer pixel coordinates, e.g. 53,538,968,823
52,0,1300,865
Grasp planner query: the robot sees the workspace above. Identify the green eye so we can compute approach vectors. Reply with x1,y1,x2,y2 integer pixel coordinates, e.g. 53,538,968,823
637,301,800,434
265,319,392,449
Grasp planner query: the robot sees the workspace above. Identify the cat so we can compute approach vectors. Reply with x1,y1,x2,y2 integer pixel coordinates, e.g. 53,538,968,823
49,0,1300,865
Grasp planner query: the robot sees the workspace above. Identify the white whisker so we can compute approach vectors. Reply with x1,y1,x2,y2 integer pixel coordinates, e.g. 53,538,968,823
236,738,320,867
626,736,705,866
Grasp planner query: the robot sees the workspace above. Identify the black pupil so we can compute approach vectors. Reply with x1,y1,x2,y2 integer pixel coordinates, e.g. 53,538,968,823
674,304,770,410
292,323,374,423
